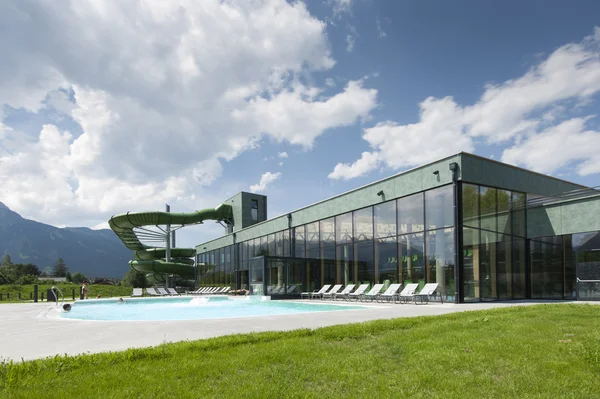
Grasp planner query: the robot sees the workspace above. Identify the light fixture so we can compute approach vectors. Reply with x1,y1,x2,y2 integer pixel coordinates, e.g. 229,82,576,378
432,170,439,175
377,190,384,196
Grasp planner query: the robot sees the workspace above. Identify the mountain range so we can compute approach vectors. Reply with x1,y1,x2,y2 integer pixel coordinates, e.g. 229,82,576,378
0,202,132,278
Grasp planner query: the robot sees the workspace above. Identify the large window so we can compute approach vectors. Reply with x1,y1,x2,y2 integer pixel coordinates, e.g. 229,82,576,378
461,184,527,301
398,193,424,234
355,240,374,284
306,222,320,258
353,207,373,242
376,237,398,284
335,212,353,244
426,228,455,299
251,199,258,222
294,226,305,258
425,185,453,230
399,232,425,288
374,201,396,239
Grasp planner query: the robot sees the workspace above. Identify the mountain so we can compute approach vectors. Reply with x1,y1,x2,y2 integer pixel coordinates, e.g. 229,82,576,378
0,202,133,278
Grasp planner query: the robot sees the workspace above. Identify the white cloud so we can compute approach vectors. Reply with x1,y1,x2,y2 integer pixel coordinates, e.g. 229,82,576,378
330,27,600,179
502,117,600,175
346,25,358,53
376,19,386,38
0,0,378,232
249,172,281,192
278,152,288,158
325,78,336,87
328,151,380,180
330,0,352,17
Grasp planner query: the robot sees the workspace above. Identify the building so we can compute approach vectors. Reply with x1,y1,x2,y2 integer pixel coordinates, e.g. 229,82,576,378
195,152,600,303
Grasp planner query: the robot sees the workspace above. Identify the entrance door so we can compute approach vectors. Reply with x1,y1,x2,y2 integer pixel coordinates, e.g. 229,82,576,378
575,232,600,300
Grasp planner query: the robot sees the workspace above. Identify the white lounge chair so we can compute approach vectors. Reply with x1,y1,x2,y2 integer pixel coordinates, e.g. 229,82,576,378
394,283,421,304
319,284,343,300
412,283,442,304
146,287,162,296
344,284,370,301
360,284,384,302
166,288,179,296
131,288,143,297
301,284,331,300
376,283,402,303
332,284,356,301
157,287,170,296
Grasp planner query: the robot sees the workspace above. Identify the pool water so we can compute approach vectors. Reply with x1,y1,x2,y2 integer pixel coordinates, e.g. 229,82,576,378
61,296,365,321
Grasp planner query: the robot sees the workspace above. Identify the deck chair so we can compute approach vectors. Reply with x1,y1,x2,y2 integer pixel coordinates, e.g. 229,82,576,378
131,288,143,297
166,288,179,296
376,283,402,303
360,284,384,302
146,287,162,296
412,283,442,304
157,287,170,296
394,283,420,304
319,284,343,300
344,284,370,301
301,284,331,299
330,284,355,301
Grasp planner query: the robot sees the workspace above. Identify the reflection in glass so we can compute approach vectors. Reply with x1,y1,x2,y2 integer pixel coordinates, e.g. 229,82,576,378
294,226,305,258
335,212,353,244
496,236,512,299
462,184,479,229
275,231,284,256
530,236,563,299
376,237,398,284
426,228,455,300
267,234,275,256
462,227,480,301
374,201,396,239
497,189,511,236
511,192,526,237
353,207,373,242
320,218,335,246
398,233,425,288
283,230,291,257
480,187,497,232
425,185,454,230
355,240,374,284
336,244,354,285
480,229,498,301
306,222,320,258
512,237,526,299
321,246,336,285
398,193,424,234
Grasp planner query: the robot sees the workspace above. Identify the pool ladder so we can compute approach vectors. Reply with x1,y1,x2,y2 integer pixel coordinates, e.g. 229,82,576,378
50,286,65,306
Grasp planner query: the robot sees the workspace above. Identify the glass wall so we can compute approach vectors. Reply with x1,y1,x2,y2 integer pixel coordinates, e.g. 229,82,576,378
198,185,456,300
461,183,526,301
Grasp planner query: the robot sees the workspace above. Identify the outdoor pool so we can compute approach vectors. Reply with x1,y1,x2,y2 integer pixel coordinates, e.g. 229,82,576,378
60,296,366,321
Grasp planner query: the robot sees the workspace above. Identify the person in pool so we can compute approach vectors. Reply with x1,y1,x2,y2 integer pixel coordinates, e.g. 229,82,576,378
62,303,72,312
117,298,125,303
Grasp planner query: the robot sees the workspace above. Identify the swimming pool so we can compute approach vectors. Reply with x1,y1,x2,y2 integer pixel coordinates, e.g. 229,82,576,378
61,296,366,321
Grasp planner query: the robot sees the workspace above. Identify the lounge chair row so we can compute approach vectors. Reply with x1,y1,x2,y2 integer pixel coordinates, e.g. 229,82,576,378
144,287,180,296
301,283,442,304
186,286,231,295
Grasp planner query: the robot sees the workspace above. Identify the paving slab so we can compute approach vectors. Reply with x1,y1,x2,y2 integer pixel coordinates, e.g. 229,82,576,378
0,297,589,362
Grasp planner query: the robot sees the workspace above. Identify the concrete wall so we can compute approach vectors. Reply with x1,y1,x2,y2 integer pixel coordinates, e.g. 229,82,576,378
220,192,267,232
528,195,600,238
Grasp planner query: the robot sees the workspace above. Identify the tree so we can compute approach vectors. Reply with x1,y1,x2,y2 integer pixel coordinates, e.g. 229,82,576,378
2,254,12,268
123,269,149,288
52,258,69,277
70,272,87,284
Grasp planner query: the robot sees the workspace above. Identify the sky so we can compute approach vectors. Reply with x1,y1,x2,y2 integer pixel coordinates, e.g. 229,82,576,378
1,0,600,250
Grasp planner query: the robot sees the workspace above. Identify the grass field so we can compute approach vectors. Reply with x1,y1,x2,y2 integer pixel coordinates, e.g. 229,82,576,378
0,283,132,303
1,304,599,398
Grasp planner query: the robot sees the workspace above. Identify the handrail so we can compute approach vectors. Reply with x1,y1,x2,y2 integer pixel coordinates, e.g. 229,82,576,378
576,278,600,283
51,286,65,306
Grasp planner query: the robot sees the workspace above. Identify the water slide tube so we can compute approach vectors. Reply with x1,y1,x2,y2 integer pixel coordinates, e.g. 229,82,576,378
109,204,233,282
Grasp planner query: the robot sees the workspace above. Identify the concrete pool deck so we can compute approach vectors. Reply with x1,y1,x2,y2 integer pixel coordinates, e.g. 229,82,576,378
0,297,591,362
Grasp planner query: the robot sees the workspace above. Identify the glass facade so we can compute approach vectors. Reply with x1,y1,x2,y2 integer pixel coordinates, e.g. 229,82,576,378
461,183,527,302
195,180,592,303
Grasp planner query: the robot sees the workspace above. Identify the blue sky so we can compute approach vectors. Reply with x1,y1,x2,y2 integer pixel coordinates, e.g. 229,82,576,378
1,0,600,250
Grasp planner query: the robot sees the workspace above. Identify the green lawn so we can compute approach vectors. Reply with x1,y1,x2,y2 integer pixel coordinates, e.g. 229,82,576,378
0,283,133,303
1,304,599,398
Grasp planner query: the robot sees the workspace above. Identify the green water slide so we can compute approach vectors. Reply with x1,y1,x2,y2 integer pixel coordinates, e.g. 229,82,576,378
109,204,233,282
